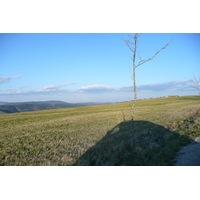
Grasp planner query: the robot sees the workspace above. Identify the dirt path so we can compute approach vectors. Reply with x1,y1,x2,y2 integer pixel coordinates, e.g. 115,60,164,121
174,137,200,166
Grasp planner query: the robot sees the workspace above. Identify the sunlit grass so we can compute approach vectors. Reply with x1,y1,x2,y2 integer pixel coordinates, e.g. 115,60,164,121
0,95,200,166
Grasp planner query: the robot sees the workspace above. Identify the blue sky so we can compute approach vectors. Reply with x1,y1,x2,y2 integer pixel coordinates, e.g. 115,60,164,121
0,33,199,103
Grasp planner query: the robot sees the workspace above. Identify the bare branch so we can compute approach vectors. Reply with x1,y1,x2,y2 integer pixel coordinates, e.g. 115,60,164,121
122,38,134,53
136,40,172,68
128,33,142,40
122,33,142,54
193,75,199,84
190,75,200,95
127,34,138,40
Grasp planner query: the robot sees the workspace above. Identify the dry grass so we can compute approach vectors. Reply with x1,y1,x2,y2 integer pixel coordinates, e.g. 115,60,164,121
0,95,200,166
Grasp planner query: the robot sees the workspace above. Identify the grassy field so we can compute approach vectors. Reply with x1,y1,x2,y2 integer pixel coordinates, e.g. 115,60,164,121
0,95,200,166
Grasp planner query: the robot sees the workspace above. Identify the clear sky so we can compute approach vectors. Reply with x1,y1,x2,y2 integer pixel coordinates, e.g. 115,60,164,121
0,33,200,103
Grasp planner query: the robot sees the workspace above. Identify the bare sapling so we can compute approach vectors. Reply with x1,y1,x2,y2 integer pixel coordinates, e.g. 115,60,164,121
190,75,200,96
123,33,171,147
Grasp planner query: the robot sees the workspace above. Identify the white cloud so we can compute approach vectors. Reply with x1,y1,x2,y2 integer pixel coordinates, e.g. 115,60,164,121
0,82,74,96
77,80,193,94
137,80,192,92
43,83,74,90
79,84,118,93
0,80,197,102
0,76,21,83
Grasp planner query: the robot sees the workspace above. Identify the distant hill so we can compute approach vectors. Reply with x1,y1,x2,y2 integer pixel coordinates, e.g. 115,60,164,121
0,101,105,114
5,100,67,105
0,101,7,105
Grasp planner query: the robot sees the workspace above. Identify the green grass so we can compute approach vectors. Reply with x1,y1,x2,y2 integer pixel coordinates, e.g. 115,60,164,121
0,95,200,166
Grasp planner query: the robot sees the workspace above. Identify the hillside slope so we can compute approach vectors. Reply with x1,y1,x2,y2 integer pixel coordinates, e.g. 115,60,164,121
0,96,199,166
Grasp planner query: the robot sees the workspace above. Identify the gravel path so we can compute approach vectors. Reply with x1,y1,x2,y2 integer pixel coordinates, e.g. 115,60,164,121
174,137,200,166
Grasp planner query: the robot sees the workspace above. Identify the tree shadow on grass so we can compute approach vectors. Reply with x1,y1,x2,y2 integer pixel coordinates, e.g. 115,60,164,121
73,121,190,166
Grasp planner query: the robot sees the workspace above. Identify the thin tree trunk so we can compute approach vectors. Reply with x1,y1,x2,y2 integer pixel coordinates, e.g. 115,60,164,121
130,34,138,147
123,33,171,148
